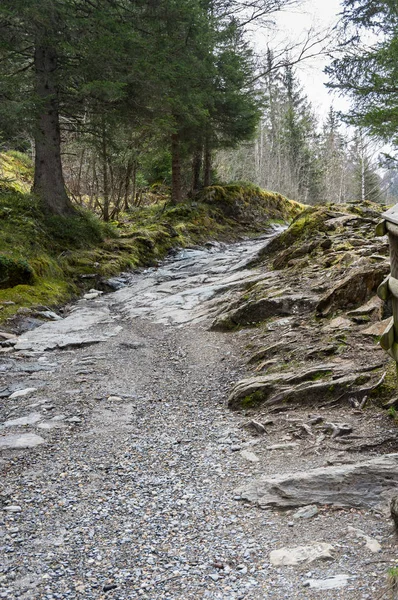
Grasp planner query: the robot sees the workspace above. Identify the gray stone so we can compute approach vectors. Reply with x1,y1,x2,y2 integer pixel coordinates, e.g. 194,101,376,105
266,443,298,451
316,265,389,316
228,367,358,409
304,575,350,590
240,450,259,463
236,454,398,509
15,305,123,351
35,311,63,321
9,388,37,399
270,543,334,566
347,526,381,553
212,294,315,331
0,433,45,449
391,496,398,528
3,413,43,427
293,505,319,520
3,506,22,513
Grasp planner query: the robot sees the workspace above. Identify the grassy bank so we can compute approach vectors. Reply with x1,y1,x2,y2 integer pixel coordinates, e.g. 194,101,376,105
0,153,303,323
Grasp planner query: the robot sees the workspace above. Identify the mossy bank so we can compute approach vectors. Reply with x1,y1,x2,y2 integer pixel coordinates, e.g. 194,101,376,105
0,154,303,323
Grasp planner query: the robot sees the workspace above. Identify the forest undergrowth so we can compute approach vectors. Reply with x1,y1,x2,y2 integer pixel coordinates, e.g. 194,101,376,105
0,152,303,322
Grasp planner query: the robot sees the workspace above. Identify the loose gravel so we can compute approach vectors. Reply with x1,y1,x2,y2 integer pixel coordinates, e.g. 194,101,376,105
1,239,397,599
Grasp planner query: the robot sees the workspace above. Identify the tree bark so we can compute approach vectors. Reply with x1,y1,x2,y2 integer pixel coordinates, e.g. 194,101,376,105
32,39,74,216
203,136,212,187
191,145,202,196
171,133,182,203
101,119,110,222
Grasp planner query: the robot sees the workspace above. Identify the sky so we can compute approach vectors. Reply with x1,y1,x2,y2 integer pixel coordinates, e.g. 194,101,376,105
255,0,348,120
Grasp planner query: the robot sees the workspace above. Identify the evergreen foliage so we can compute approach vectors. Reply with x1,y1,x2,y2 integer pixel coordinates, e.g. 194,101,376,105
0,0,280,213
326,0,398,146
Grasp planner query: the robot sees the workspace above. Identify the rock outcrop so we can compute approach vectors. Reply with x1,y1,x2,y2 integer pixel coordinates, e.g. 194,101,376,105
236,454,398,509
216,200,394,410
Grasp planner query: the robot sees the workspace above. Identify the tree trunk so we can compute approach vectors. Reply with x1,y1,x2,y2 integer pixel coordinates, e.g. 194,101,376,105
125,161,137,212
191,145,202,196
171,133,182,203
32,39,74,215
101,120,110,222
203,136,212,187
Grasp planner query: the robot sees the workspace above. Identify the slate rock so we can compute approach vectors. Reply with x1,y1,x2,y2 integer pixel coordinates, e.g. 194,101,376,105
0,433,45,449
212,294,316,331
3,413,43,427
316,266,389,316
9,388,37,399
293,505,319,520
270,543,334,566
240,450,259,463
304,575,349,590
236,453,398,509
347,526,381,553
228,370,359,409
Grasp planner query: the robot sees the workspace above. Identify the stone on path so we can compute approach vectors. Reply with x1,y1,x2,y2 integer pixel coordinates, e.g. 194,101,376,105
9,388,37,399
240,449,259,463
293,505,319,520
236,454,398,509
3,505,22,513
15,305,122,351
266,443,298,451
347,526,381,553
316,265,389,316
3,412,43,427
270,543,334,566
304,574,350,590
0,433,45,449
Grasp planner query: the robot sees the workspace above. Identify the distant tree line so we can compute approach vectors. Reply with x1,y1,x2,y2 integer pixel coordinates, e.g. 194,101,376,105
216,52,396,205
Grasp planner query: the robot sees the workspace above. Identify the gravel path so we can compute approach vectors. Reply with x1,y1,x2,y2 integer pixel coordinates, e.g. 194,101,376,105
1,237,396,599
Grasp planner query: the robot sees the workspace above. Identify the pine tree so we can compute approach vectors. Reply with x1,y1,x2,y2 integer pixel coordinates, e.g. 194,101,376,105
326,0,398,147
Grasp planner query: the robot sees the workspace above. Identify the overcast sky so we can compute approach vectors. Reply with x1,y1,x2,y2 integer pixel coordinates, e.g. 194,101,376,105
255,0,348,120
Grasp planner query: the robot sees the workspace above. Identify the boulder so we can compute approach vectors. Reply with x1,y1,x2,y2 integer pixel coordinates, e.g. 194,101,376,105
228,370,358,409
212,294,316,331
236,454,398,509
316,266,389,316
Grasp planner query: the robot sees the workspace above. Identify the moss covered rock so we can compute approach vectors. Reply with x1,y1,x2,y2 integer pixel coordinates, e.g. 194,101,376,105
0,256,34,288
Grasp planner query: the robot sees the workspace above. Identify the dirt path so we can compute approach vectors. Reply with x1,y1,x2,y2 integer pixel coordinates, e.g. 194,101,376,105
1,235,396,599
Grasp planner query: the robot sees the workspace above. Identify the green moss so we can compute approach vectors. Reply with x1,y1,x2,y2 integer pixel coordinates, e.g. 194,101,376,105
200,184,304,226
311,370,333,381
240,390,267,408
371,360,398,403
0,256,34,288
0,151,34,193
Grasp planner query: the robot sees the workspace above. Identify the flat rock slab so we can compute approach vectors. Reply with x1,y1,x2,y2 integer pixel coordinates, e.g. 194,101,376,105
304,574,350,590
236,453,398,509
3,413,43,427
15,306,122,351
9,388,37,399
0,433,45,449
270,543,334,566
347,526,381,553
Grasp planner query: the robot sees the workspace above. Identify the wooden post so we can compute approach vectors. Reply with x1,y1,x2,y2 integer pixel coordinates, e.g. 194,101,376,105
376,205,398,368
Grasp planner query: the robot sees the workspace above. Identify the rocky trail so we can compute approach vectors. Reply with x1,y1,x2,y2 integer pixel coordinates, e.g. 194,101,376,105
1,217,398,600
